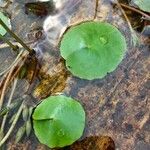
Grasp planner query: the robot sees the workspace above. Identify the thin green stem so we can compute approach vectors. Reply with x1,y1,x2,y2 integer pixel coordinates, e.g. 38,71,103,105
1,79,18,134
0,18,32,53
0,34,18,51
0,102,24,147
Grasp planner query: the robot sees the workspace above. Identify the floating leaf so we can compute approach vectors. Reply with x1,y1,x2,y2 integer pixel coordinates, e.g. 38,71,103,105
0,12,10,36
32,95,85,148
60,22,127,80
132,0,150,13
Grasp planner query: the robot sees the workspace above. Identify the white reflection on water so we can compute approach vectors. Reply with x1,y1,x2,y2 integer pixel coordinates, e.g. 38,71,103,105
43,0,82,46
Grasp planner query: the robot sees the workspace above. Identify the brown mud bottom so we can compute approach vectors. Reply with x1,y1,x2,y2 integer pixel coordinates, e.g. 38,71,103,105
8,136,115,150
62,136,115,150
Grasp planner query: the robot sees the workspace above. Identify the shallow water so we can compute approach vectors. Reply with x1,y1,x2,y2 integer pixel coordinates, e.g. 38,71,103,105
0,0,150,149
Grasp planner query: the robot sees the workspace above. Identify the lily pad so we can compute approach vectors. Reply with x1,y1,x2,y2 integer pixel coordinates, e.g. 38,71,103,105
0,12,10,36
60,22,127,80
32,95,85,148
132,0,150,13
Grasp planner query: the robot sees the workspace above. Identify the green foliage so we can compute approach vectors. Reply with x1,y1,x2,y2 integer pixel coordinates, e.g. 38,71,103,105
26,120,32,137
0,12,10,36
32,95,85,148
132,0,150,12
15,125,26,143
60,21,127,80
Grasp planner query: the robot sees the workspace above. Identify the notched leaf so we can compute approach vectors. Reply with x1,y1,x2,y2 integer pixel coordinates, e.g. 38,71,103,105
60,21,127,80
32,95,85,148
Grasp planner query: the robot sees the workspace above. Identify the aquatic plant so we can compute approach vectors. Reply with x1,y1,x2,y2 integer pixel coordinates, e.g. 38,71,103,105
0,12,10,36
60,22,127,80
32,95,85,148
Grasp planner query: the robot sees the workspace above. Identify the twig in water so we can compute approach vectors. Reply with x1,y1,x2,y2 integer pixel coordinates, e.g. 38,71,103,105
0,102,24,147
93,0,99,20
0,78,18,135
0,68,14,110
120,3,150,21
0,50,24,76
0,34,18,51
113,0,139,46
0,50,29,109
0,18,33,53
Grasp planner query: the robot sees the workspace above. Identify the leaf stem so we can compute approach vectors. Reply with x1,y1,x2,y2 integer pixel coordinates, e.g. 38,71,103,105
0,79,18,134
0,102,24,147
0,67,14,110
0,34,18,51
0,50,24,76
0,18,33,53
0,50,28,109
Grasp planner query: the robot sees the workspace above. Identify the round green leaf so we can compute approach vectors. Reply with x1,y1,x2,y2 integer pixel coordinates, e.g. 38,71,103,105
32,95,85,148
60,21,127,80
0,12,10,36
132,0,150,13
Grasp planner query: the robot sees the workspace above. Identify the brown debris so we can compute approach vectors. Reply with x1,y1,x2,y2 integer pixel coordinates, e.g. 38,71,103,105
70,136,115,150
32,61,69,100
7,141,31,150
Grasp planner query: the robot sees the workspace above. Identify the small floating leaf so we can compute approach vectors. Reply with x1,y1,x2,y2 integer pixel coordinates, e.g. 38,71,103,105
60,22,127,80
32,95,85,148
0,12,10,36
132,0,150,13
